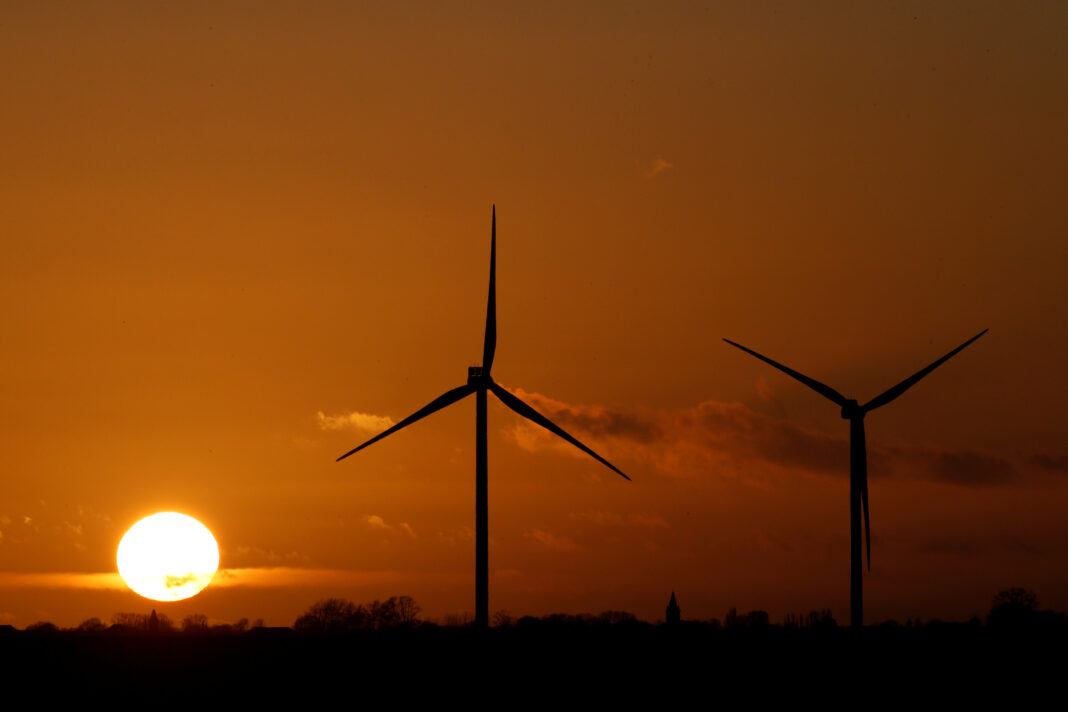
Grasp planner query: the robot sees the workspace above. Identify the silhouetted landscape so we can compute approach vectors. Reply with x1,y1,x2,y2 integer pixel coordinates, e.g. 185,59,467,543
2,589,1064,698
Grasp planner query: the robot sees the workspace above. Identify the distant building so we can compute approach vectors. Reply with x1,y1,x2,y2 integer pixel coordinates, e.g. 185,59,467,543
666,591,681,625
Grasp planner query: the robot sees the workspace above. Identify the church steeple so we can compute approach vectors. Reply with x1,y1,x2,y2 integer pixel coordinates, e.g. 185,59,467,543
666,590,681,625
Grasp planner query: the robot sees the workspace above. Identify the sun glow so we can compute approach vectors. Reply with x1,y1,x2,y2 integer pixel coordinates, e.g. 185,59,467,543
117,512,219,602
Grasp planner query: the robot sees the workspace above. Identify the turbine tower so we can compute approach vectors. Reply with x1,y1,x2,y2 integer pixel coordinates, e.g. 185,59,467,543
723,329,986,627
338,206,629,628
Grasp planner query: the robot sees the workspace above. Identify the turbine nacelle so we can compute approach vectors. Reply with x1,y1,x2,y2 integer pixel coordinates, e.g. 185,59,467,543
840,399,862,420
467,366,488,385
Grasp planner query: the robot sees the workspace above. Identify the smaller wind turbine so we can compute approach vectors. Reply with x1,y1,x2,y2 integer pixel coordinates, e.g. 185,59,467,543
723,329,986,627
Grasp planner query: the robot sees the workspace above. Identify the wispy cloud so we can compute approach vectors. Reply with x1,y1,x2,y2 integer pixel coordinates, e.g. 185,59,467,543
525,529,579,552
501,387,1019,488
364,515,417,538
0,572,126,590
317,410,394,433
627,512,670,529
366,514,391,530
209,567,451,588
0,568,459,590
1030,453,1068,473
645,155,673,178
569,510,669,529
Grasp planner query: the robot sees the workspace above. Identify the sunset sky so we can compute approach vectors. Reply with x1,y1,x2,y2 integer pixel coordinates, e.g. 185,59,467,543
1,1,1066,628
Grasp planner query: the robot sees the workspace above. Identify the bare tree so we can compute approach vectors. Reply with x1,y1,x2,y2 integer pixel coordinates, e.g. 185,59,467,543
76,617,107,632
598,610,636,625
111,612,146,630
393,596,422,626
294,598,361,633
182,613,209,633
25,621,57,633
989,588,1040,628
442,612,474,628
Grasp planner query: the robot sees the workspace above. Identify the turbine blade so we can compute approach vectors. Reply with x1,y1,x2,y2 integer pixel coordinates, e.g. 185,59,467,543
336,384,476,462
723,339,849,406
851,417,871,572
861,330,988,412
482,205,497,374
489,382,630,481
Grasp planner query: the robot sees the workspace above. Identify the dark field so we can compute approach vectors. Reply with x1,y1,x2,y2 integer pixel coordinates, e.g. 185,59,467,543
2,622,1060,703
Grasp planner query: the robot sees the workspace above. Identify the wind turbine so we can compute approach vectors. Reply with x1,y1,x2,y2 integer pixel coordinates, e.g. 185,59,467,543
337,206,629,628
723,329,986,627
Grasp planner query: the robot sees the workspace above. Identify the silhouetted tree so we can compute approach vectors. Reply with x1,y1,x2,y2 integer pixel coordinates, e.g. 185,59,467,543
598,610,637,625
492,610,514,628
109,611,173,633
111,612,144,629
368,599,398,629
76,617,107,632
746,610,770,628
393,595,421,625
182,613,209,633
442,612,474,628
294,598,363,633
804,609,837,629
25,621,57,633
988,588,1040,628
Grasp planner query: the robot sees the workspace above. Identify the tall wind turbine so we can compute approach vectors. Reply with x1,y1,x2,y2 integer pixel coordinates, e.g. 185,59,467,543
723,330,986,627
337,206,629,628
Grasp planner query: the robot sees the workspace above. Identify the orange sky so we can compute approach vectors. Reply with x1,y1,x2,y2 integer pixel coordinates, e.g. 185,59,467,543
2,1,1066,628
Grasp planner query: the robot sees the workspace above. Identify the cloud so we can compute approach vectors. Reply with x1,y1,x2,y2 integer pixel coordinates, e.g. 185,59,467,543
916,537,1041,557
1030,453,1068,472
0,568,461,590
569,511,622,526
208,567,457,588
366,514,391,530
317,410,394,433
226,546,310,568
501,387,1018,487
363,515,416,538
627,512,670,529
525,529,579,552
903,449,1016,487
0,572,126,590
645,155,673,178
569,510,669,529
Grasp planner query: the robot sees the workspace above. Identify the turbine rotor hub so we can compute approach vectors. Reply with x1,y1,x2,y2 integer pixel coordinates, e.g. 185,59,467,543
840,399,862,420
468,366,486,385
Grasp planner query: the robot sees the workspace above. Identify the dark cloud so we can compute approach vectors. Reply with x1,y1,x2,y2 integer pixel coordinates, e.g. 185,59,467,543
504,388,1017,487
1030,453,1068,472
922,451,1016,487
917,537,1041,556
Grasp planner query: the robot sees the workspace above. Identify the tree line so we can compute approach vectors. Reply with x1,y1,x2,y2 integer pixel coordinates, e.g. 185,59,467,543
8,587,1065,634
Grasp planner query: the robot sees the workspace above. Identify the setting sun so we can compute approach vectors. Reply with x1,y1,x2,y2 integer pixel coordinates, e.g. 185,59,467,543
117,513,220,602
